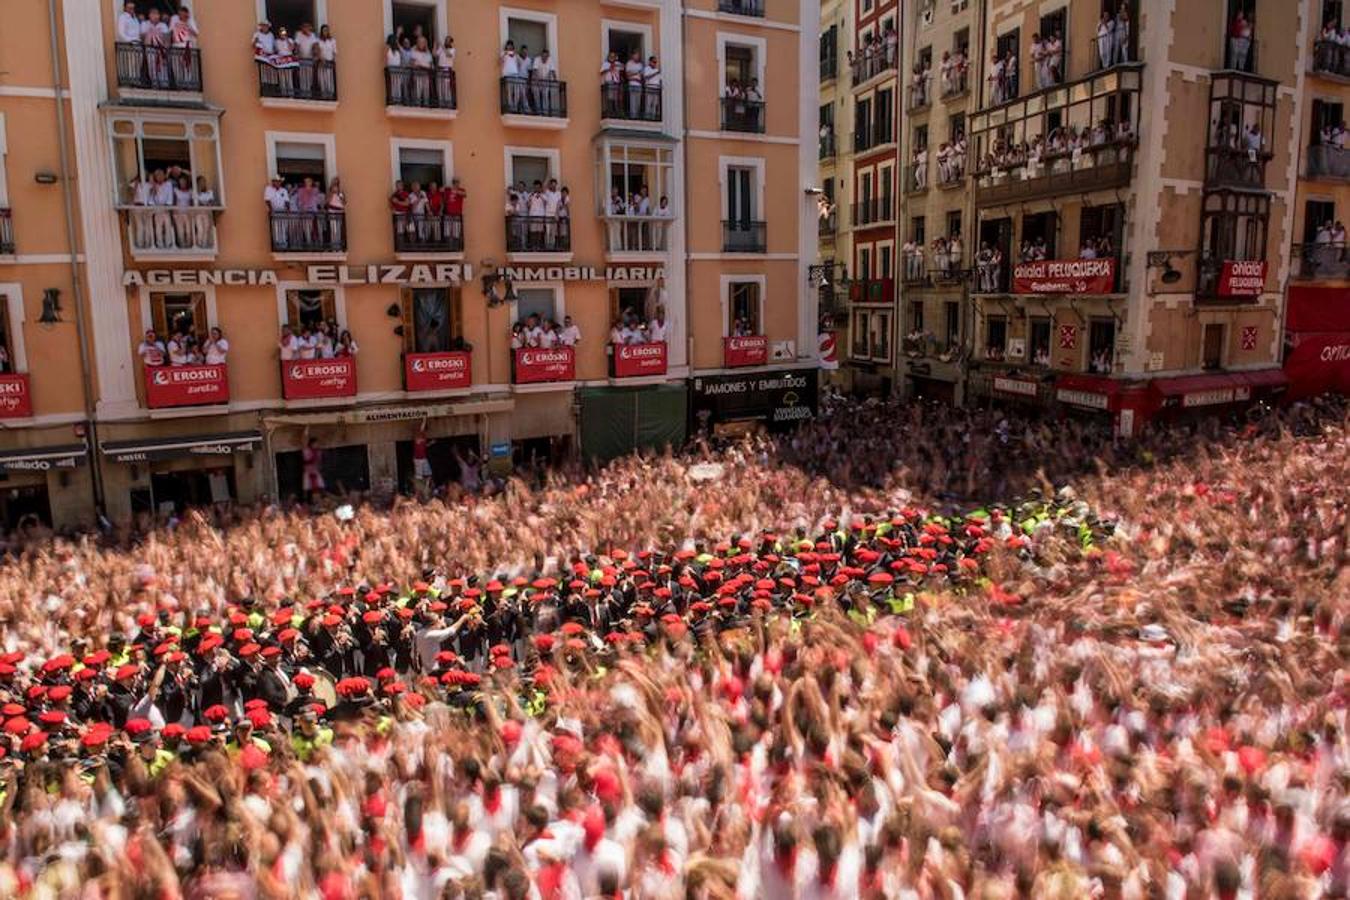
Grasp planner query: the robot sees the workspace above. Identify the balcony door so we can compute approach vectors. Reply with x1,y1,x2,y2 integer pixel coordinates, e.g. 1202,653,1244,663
151,292,206,340
403,287,463,353
393,1,441,43
515,288,558,327
399,147,446,188
511,154,552,191
276,141,328,187
726,166,754,226
265,0,320,34
606,27,645,61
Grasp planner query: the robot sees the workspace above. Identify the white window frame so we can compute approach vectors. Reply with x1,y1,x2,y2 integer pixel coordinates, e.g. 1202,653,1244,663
601,19,654,61
877,239,895,279
274,282,349,330
720,274,766,337
106,112,225,207
878,163,895,199
383,0,450,44
501,7,560,60
0,283,27,372
511,283,566,325
390,138,455,189
137,285,220,340
256,0,330,28
716,33,767,94
504,146,562,186
719,155,766,221
265,130,338,186
0,114,9,207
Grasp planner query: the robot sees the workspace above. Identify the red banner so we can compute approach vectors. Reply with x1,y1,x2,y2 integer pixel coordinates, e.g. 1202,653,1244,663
404,352,472,392
1013,259,1116,294
1283,332,1350,400
513,347,575,384
612,342,668,378
282,358,357,400
723,336,768,368
0,374,33,419
1217,260,1268,297
144,365,229,409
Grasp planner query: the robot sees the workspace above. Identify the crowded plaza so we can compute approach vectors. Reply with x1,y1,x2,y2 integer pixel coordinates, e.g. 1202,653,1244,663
0,389,1345,899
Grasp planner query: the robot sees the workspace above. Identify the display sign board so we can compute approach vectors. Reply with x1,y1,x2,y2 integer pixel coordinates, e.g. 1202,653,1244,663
144,365,229,408
723,336,769,368
513,347,576,384
690,369,819,427
1218,260,1268,297
404,352,472,392
282,358,357,400
1013,259,1116,294
612,342,668,378
0,374,33,419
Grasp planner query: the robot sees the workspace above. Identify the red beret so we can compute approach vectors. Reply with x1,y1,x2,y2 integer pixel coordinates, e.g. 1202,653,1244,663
186,725,212,744
20,731,49,752
293,672,316,689
47,685,72,702
204,704,229,722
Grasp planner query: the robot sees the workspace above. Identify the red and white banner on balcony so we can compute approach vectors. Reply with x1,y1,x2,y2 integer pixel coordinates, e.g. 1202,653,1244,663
612,342,668,378
723,335,768,368
514,347,575,384
1013,259,1116,294
144,365,229,409
282,358,357,400
0,374,33,419
1217,260,1268,297
404,352,472,392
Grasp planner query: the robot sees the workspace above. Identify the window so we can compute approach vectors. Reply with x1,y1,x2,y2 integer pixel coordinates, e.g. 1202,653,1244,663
1029,317,1052,364
728,281,762,334
1038,8,1067,86
1311,99,1344,146
402,287,464,353
264,0,322,35
284,288,337,329
985,315,1008,353
820,25,838,77
1088,318,1115,372
909,300,925,333
610,287,650,326
725,163,758,223
397,146,447,188
870,311,891,360
879,244,893,278
949,112,965,142
1201,191,1270,267
598,143,673,217
393,1,443,43
605,26,646,61
914,124,929,152
151,292,207,339
852,311,870,357
875,88,894,142
1202,323,1225,370
273,140,329,185
944,302,960,346
946,211,962,240
1020,211,1058,259
953,28,969,58
109,115,224,207
725,44,755,88
911,216,926,246
855,97,873,148
515,287,559,326
1324,0,1344,28
859,171,874,206
506,16,550,60
1225,0,1256,71
1304,200,1336,242
0,298,15,373
858,246,873,279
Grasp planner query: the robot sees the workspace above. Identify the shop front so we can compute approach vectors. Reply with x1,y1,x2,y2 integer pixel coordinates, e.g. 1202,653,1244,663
0,444,89,529
100,430,264,518
1149,369,1288,419
1054,373,1152,438
689,368,819,435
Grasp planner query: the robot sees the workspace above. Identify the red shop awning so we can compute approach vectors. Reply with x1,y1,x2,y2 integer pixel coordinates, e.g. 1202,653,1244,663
1150,370,1282,410
1053,373,1122,412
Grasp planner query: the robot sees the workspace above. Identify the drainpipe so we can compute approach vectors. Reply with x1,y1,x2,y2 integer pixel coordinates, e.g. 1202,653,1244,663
48,0,105,517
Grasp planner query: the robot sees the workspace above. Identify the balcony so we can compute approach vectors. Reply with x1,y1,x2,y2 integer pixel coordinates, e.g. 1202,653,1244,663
114,44,202,95
849,278,895,305
404,351,472,393
821,53,838,82
601,84,663,123
907,81,932,112
905,163,929,194
850,197,895,228
512,347,576,385
723,336,768,368
393,214,464,256
500,77,568,127
721,98,765,133
143,364,228,410
269,211,346,256
941,67,969,100
609,342,668,378
972,257,1011,294
902,252,928,285
1292,243,1350,281
506,215,571,255
122,206,220,261
281,358,357,402
257,59,336,106
819,130,837,160
603,216,670,257
386,67,457,116
1205,146,1272,189
818,209,838,238
937,153,968,188
723,220,766,253
0,209,12,256
0,373,33,419
1306,143,1350,180
975,142,1136,206
853,124,895,153
851,51,898,86
930,249,966,285
718,0,764,16
1313,40,1350,78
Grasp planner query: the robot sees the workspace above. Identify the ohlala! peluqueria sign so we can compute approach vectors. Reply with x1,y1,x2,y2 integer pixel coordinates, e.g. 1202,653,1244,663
121,264,666,288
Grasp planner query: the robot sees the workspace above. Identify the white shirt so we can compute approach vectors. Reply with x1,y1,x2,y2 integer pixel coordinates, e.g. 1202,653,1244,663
559,325,580,346
204,338,228,365
386,47,402,67
410,48,433,69
265,185,290,211
173,186,193,208
138,340,166,366
295,31,319,59
195,189,215,207
647,319,668,342
140,20,169,46
533,57,556,79
317,38,337,62
252,31,276,56
133,180,153,206
152,181,176,207
543,189,562,217
644,65,662,87
278,334,299,361
538,329,559,349
117,12,142,44
435,46,455,69
528,193,547,217
501,51,519,78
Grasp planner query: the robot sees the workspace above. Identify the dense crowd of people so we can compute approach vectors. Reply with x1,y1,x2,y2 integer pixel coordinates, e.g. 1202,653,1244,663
506,180,572,253
115,2,199,89
0,392,1346,898
975,120,1137,182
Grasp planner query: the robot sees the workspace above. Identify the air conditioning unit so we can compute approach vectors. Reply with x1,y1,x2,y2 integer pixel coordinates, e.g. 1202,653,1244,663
770,340,796,361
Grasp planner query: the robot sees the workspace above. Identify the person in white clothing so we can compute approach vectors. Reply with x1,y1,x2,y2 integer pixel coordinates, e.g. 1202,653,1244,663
643,56,662,119
647,305,668,343
558,316,581,347
129,175,154,250
623,51,644,119
434,36,455,106
140,7,171,88
116,2,144,85
265,176,290,249
409,36,434,105
138,330,167,367
168,5,199,89
501,42,525,112
253,21,276,56
203,327,229,365
171,174,194,250
192,176,215,249
543,179,563,250
532,50,558,115
278,325,300,361
149,170,176,249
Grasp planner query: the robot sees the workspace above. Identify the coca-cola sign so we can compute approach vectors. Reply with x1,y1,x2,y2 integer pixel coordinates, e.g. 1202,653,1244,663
404,351,472,392
513,347,575,384
144,364,229,409
1013,258,1116,294
612,342,668,378
0,374,33,419
723,335,768,368
282,357,357,400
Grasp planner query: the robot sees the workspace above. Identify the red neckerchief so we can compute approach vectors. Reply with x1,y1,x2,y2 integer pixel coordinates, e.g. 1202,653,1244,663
774,846,797,880
484,786,502,815
658,850,676,876
536,861,567,900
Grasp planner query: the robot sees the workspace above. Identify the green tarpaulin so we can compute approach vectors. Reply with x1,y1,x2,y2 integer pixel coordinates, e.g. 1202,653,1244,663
578,385,687,462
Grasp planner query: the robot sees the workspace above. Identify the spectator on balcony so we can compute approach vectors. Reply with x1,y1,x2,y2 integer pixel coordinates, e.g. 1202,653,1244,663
912,146,928,190
138,330,166,367
532,50,559,115
1031,33,1049,90
1229,10,1253,71
949,232,963,270
434,36,455,105
559,186,572,247
443,178,466,245
1097,10,1117,70
1245,123,1264,156
501,41,526,112
265,175,290,249
278,325,300,360
1091,347,1113,374
408,181,431,242
336,329,358,357
202,327,229,366
324,177,346,247
544,178,564,249
647,306,669,343
884,24,899,68
654,195,673,250
150,170,175,249
129,174,153,249
911,63,930,107
390,180,413,246
170,174,194,249
117,2,144,84
623,51,645,119
987,51,1006,105
291,22,319,96
510,321,526,350
409,36,434,105
191,176,215,249
318,26,338,93
384,34,407,104
643,56,662,118
1047,30,1063,85
166,331,194,366
601,52,623,115
139,7,171,88
559,316,580,347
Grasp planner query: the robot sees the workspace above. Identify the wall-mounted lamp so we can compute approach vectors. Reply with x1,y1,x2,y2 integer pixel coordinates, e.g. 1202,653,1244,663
38,289,62,324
